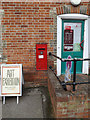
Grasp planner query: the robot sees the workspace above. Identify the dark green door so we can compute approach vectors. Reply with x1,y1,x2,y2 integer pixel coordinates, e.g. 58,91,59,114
61,20,84,74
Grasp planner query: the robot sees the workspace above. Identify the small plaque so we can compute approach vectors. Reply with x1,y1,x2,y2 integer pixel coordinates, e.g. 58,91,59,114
38,55,44,59
64,45,73,51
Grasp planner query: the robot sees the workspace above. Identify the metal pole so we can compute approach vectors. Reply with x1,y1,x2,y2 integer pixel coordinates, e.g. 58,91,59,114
3,96,5,104
62,82,90,85
73,59,76,91
17,96,19,104
49,52,90,62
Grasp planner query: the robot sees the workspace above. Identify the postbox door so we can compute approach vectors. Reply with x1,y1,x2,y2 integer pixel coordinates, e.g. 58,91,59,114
61,20,84,74
36,44,47,70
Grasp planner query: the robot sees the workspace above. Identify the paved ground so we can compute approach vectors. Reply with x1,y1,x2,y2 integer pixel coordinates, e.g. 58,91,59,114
0,101,2,120
2,92,43,118
0,87,1,120
1,87,54,119
0,75,2,120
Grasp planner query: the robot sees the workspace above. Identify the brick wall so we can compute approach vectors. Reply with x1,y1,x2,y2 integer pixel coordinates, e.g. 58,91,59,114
48,70,90,118
1,1,89,84
56,95,89,118
0,6,4,73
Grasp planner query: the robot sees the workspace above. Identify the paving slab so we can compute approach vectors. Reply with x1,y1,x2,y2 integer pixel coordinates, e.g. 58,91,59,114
2,92,43,118
0,74,2,120
0,75,1,101
0,101,2,120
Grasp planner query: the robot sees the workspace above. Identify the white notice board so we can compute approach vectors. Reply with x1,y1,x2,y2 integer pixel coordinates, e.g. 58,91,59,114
0,64,22,96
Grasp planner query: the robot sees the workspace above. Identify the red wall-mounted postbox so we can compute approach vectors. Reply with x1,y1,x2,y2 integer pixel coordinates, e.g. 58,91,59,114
36,44,47,70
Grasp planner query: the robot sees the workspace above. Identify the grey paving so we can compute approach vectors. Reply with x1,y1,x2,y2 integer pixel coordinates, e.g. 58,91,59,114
0,75,2,120
2,92,43,118
0,101,2,120
0,75,1,100
2,94,43,118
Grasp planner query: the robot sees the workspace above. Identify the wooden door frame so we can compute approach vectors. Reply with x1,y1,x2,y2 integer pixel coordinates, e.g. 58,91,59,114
57,14,89,76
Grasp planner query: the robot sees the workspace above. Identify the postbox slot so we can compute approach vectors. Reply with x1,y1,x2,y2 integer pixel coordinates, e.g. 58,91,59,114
38,48,45,50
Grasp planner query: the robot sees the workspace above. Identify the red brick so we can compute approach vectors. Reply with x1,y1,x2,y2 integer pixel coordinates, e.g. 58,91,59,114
57,97,68,102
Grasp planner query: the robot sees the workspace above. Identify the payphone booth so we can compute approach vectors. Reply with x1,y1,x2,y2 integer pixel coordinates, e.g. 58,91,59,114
61,20,84,74
36,44,47,70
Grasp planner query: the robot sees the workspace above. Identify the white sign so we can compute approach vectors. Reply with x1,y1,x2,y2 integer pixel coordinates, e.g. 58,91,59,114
0,64,22,96
38,55,44,59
